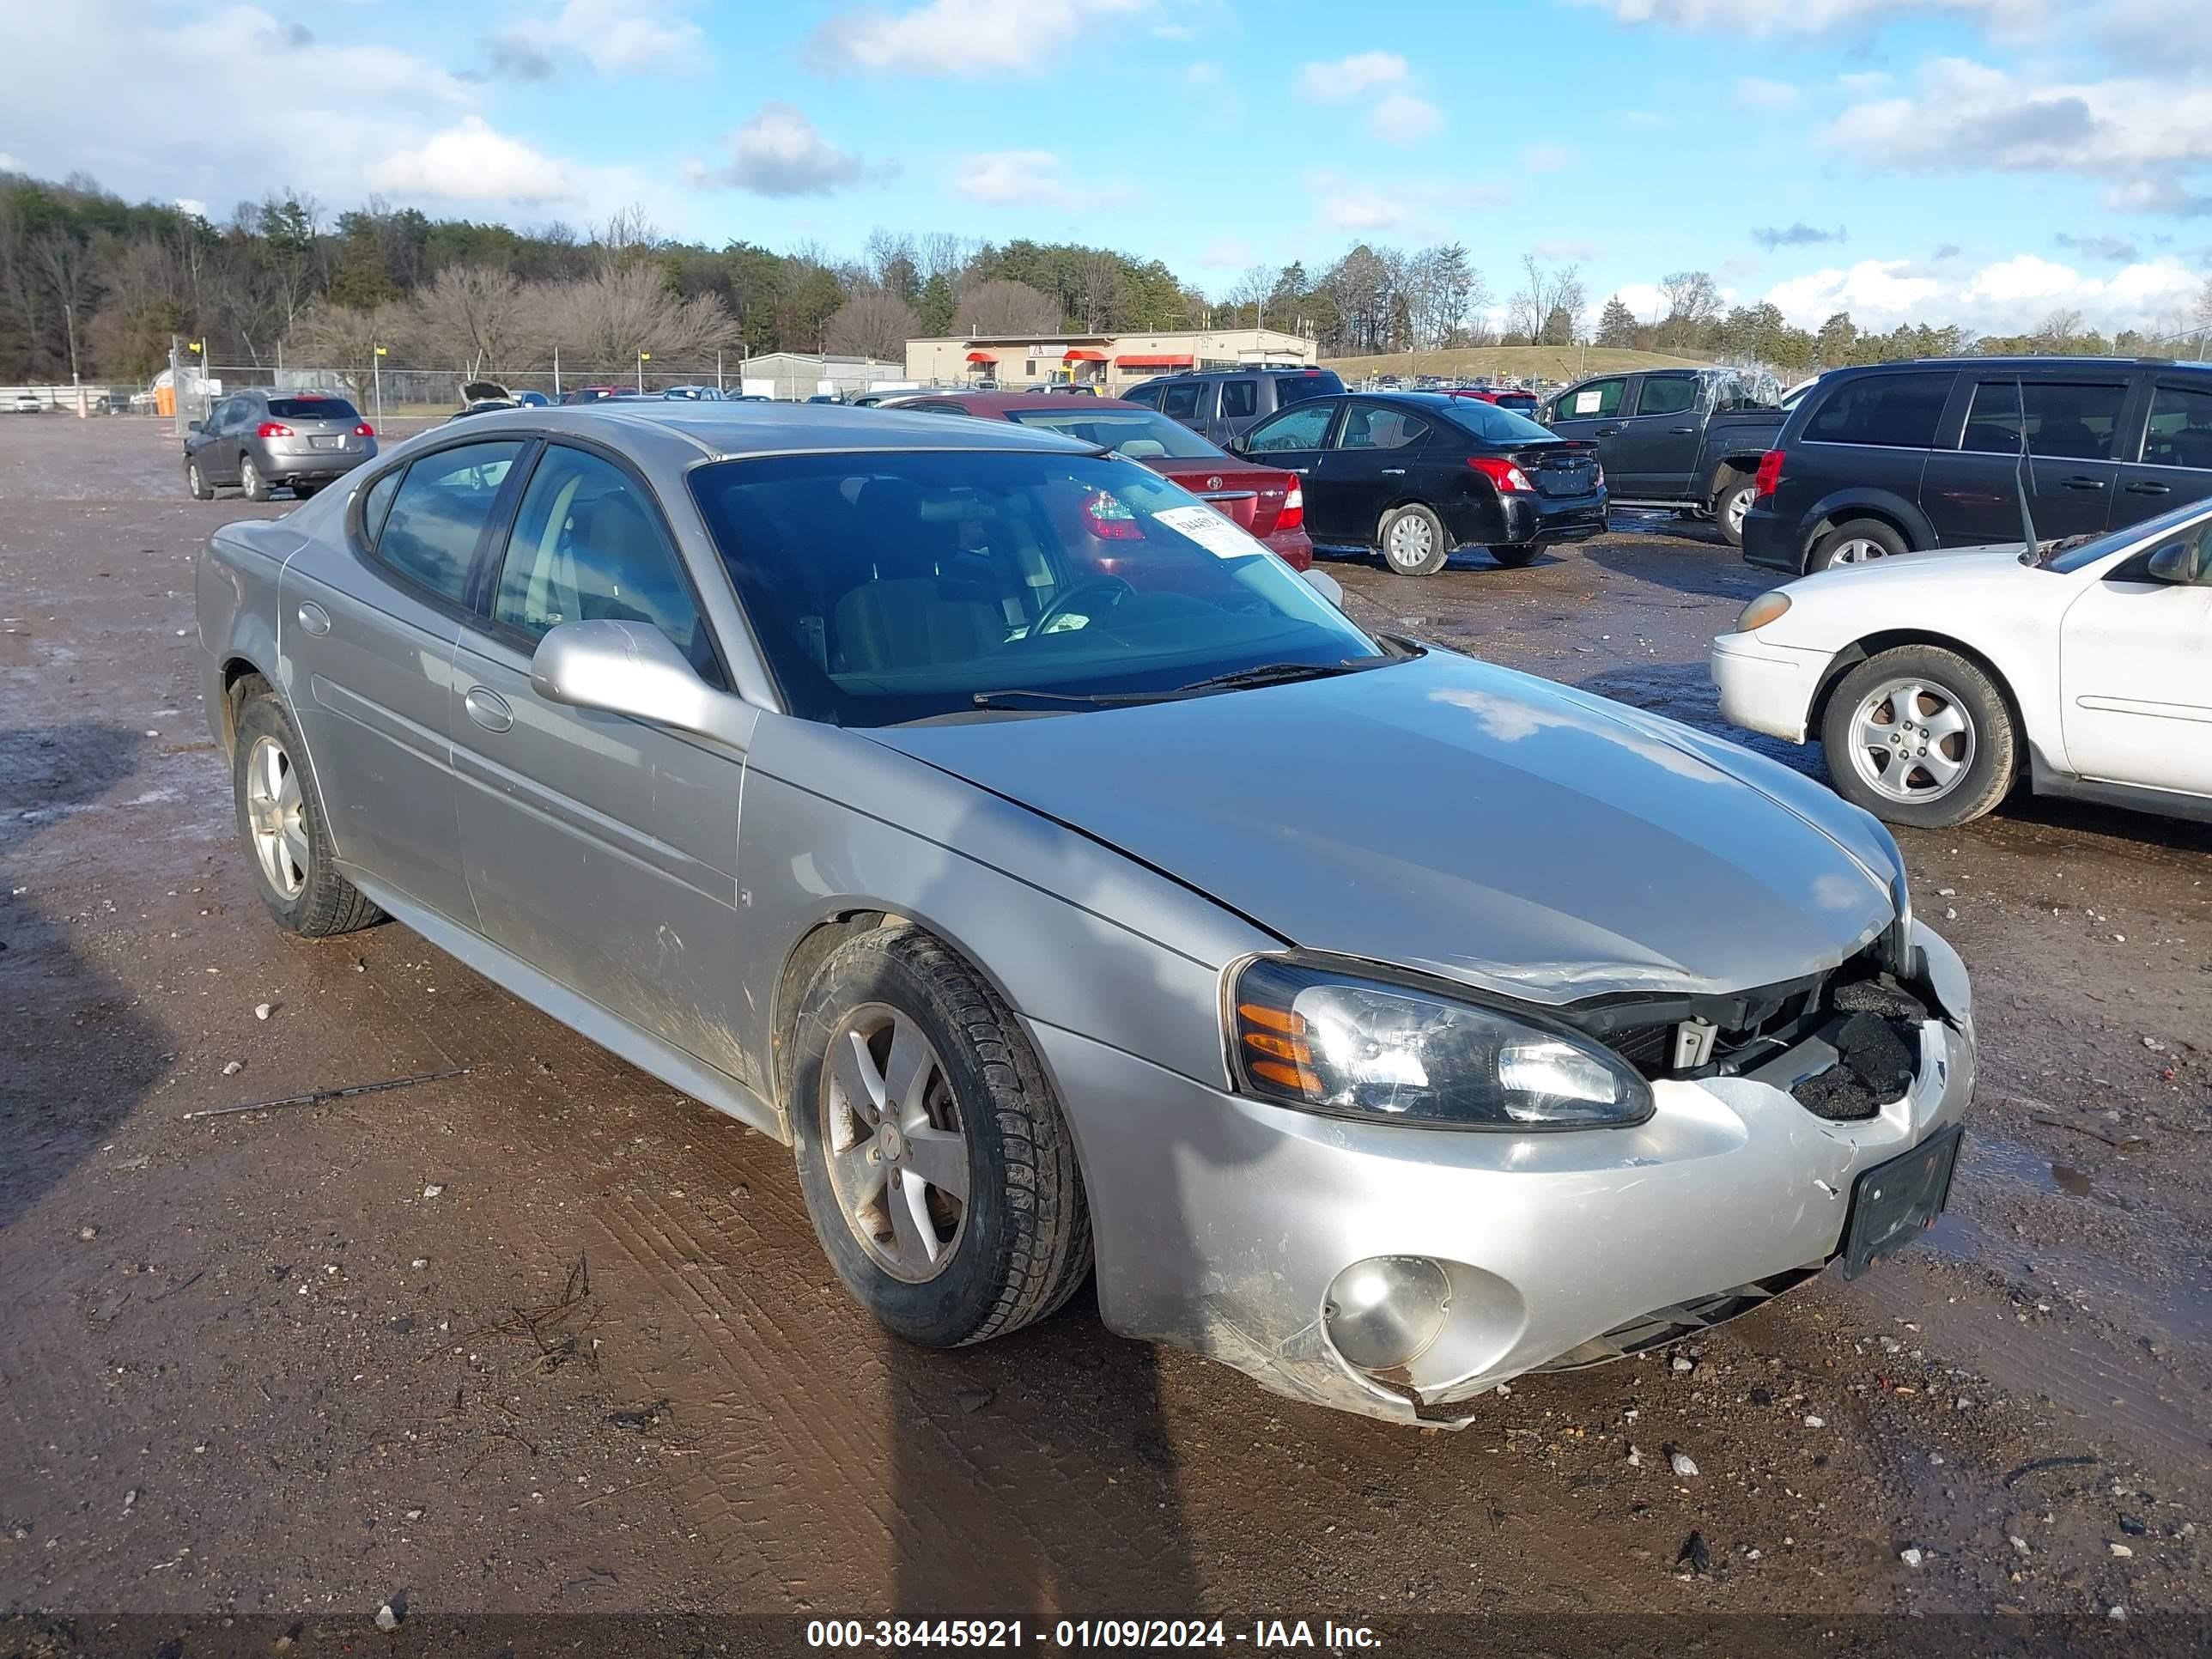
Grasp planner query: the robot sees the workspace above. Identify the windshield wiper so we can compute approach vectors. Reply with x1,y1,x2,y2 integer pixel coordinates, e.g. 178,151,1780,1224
970,656,1393,712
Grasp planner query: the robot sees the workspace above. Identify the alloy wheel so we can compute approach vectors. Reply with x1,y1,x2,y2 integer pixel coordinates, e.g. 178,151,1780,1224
1845,677,1975,804
1829,537,1888,566
1724,488,1752,538
821,1004,970,1283
245,733,309,898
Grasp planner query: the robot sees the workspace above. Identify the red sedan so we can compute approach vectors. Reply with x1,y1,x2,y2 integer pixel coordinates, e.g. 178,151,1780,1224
883,391,1313,569
1451,386,1541,418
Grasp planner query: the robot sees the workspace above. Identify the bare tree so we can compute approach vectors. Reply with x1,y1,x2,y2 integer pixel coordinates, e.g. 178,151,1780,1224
1078,249,1122,331
547,263,738,372
823,291,917,361
594,205,662,264
410,264,532,376
32,234,98,382
953,278,1061,336
283,300,411,396
1658,270,1722,327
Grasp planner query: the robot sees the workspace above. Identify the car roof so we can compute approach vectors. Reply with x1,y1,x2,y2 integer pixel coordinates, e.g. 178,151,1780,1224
884,390,1149,414
438,399,1103,460
1826,356,2209,374
1146,365,1337,380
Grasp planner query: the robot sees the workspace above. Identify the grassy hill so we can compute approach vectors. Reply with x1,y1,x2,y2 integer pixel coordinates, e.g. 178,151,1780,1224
1323,344,1712,383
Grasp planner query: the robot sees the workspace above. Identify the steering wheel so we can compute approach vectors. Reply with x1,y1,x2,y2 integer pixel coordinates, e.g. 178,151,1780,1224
1032,574,1133,638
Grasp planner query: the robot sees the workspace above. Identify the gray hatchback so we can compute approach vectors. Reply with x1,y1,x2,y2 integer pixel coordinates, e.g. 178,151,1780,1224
193,401,1974,1425
185,388,378,502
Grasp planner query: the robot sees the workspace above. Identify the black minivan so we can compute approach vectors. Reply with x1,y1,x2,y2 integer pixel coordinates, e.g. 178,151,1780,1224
1123,365,1346,447
1742,356,2212,574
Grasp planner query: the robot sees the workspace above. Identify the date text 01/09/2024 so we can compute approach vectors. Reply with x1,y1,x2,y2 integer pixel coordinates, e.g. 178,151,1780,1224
804,1620,1382,1650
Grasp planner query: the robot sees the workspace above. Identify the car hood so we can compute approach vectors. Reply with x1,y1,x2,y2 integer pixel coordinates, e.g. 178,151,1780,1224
1784,540,2033,601
867,649,1904,1003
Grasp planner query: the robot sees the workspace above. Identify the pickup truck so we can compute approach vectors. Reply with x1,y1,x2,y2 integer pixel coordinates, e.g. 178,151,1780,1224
1541,367,1785,546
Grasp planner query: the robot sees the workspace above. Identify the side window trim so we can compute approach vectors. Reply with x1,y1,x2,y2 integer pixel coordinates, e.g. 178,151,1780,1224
473,435,732,692
2131,377,2212,469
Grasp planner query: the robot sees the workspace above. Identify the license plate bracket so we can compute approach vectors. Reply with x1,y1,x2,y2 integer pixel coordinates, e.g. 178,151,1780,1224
1839,1125,1962,1280
311,434,345,449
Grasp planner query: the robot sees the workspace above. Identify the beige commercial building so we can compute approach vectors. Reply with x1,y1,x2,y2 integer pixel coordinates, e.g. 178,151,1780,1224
905,328,1316,392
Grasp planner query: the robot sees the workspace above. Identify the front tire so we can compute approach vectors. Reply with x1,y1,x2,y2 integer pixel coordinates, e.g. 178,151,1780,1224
1378,504,1450,575
789,927,1091,1348
231,684,383,935
240,453,270,503
1808,516,1905,572
1714,477,1756,549
186,459,214,501
1820,646,2016,827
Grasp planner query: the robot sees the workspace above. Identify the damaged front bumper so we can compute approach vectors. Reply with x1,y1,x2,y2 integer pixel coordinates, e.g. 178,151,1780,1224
1034,921,1973,1427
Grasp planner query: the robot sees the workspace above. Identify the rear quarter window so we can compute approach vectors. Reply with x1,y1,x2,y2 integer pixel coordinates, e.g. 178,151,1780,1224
1272,372,1344,407
1803,371,1955,449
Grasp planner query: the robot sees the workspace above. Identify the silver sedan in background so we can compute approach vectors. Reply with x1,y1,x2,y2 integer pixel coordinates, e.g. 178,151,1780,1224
194,402,1973,1425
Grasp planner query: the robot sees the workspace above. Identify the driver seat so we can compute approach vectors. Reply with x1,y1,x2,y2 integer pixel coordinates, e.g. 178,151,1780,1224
830,477,1001,672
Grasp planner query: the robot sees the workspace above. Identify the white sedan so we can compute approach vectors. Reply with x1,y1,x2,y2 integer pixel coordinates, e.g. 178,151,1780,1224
1711,498,2212,828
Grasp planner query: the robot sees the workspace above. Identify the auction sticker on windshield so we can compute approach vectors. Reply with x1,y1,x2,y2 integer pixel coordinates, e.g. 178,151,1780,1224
1153,504,1265,561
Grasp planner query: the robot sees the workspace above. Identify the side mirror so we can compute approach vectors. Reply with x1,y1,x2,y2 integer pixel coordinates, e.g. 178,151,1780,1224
1300,566,1345,606
529,620,753,750
1224,434,1249,456
2145,538,2205,585
186,420,204,434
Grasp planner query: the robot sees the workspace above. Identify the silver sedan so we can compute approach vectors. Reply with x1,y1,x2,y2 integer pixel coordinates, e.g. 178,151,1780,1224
194,402,1974,1425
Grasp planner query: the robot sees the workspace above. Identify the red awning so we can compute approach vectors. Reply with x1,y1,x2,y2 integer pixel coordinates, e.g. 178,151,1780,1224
1062,347,1108,362
964,349,997,363
1114,354,1194,369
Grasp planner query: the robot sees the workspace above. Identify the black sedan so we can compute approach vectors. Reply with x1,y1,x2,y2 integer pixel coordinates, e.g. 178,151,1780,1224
1232,392,1607,575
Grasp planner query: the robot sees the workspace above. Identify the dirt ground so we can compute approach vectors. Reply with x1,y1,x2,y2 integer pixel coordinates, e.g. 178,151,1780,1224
2,416,2207,1647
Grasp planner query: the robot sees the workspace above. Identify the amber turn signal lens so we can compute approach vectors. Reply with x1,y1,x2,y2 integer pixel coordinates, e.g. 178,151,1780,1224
1237,1001,1305,1035
1249,1059,1325,1094
1242,1030,1312,1064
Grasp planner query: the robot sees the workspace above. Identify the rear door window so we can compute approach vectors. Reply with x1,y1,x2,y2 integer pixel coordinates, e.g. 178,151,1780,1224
2139,383,2212,469
1219,380,1258,420
1559,378,1626,419
1803,371,1954,448
1633,375,1699,417
1338,406,1429,449
371,441,526,605
1961,380,2130,459
1160,381,1205,421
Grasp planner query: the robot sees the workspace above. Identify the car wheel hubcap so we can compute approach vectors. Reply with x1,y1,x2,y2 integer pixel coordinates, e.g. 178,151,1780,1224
1387,516,1433,567
188,464,201,492
1726,489,1750,534
822,1005,969,1284
245,735,309,898
1847,678,1974,804
1831,537,1887,565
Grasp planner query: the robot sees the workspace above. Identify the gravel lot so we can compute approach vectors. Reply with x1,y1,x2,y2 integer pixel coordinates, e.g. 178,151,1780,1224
2,416,2207,1640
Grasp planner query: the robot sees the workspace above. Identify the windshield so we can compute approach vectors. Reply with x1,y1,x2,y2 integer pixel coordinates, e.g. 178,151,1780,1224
1001,405,1225,459
690,451,1384,726
1443,398,1554,444
2046,497,2212,573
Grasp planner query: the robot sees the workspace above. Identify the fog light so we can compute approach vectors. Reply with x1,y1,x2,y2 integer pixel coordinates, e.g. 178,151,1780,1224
1323,1256,1452,1372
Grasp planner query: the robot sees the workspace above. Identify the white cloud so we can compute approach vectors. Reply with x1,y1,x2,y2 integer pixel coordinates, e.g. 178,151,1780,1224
366,117,580,204
1764,252,2201,333
1200,236,1255,268
175,197,210,218
0,153,18,172
493,0,708,76
1735,76,1798,109
951,149,1133,209
1305,169,1509,237
1185,60,1221,86
690,104,873,197
1836,70,1891,94
813,0,1150,76
1579,0,2045,34
1520,144,1577,173
1298,51,1407,99
1369,93,1443,146
1613,283,1669,320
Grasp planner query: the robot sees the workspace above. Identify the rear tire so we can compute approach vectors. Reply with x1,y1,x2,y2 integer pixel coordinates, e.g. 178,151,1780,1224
293,481,320,499
1808,517,1905,572
789,926,1091,1348
1378,504,1450,576
240,454,270,503
1488,544,1539,568
1714,477,1756,549
1820,645,2016,828
185,459,213,501
231,683,383,936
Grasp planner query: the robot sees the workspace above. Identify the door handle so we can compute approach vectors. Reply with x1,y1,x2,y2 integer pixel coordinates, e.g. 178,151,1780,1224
2125,480,2173,495
2059,477,2107,490
295,601,330,636
1381,466,1406,476
1287,465,1310,475
1668,425,1697,434
463,686,514,732
1594,425,1622,436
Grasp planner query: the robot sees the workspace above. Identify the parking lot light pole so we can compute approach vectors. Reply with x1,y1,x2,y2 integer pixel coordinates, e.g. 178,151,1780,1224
373,343,386,427
637,350,649,392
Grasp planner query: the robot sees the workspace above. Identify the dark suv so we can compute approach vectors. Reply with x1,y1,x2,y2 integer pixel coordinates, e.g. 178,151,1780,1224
1743,356,2212,574
1122,365,1346,447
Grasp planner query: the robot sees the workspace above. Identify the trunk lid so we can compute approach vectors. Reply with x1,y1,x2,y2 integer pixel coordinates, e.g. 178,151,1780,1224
1148,460,1294,536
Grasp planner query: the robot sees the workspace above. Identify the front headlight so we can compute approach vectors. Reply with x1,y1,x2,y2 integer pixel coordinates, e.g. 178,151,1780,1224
1229,957,1654,1130
1735,591,1791,632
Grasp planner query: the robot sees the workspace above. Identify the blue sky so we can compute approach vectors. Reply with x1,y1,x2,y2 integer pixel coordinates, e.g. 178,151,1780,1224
6,0,2208,336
